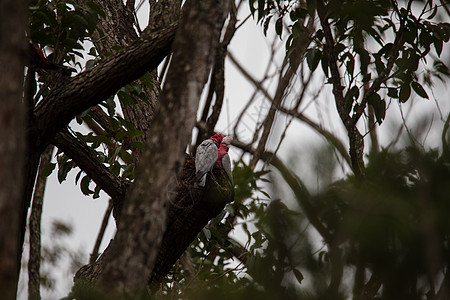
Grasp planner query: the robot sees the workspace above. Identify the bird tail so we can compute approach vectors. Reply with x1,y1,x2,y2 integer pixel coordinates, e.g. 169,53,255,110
194,171,207,187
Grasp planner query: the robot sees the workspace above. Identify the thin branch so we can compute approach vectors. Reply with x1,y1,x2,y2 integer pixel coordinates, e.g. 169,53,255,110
203,0,238,139
278,107,352,167
316,0,347,126
441,113,450,157
90,199,113,264
28,146,53,300
232,140,332,243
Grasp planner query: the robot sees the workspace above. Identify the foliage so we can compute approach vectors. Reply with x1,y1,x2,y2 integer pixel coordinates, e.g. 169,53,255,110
22,0,450,299
252,0,450,125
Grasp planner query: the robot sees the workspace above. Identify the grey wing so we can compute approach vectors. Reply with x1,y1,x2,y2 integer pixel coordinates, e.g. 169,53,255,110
195,140,218,187
222,153,233,185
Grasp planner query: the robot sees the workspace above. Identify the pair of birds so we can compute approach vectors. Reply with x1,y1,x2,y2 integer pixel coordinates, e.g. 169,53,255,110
195,133,233,188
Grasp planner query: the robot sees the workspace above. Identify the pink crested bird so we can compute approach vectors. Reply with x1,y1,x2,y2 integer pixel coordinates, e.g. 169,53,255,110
217,136,233,184
194,133,223,187
28,40,68,70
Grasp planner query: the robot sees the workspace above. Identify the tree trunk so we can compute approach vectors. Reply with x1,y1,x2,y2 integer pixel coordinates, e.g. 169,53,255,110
0,0,28,298
89,0,229,296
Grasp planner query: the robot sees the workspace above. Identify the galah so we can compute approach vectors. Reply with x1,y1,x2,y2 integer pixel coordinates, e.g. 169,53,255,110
217,136,233,184
194,133,223,187
28,40,67,70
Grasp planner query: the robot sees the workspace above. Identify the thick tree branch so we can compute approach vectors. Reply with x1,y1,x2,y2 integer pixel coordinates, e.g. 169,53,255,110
92,0,229,295
52,129,127,204
32,23,178,151
0,0,27,296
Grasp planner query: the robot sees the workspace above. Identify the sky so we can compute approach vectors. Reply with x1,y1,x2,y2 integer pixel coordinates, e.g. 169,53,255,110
17,1,450,299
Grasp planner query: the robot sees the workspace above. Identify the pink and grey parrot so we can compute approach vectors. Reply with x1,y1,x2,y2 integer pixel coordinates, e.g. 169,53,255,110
28,40,68,70
217,136,233,184
194,133,223,187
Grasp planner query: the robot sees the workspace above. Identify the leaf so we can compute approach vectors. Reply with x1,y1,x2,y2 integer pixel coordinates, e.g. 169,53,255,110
387,87,399,98
346,54,355,76
202,228,211,241
119,149,133,165
80,175,93,196
375,99,386,125
306,0,317,16
263,16,271,36
293,268,304,284
85,59,97,69
306,49,321,71
57,158,73,183
106,96,116,117
411,81,429,99
399,83,411,103
86,1,106,18
257,0,265,21
362,73,371,83
275,17,283,37
321,52,329,77
427,5,438,20
41,162,56,177
93,185,101,199
74,172,83,187
434,38,443,57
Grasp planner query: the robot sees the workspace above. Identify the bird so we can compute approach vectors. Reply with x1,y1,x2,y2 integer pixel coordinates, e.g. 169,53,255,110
217,136,233,184
28,40,68,71
194,133,223,187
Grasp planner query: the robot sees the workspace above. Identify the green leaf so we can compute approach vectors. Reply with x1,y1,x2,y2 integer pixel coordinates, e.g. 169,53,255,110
85,59,96,69
118,91,137,108
434,38,443,57
86,1,106,18
93,185,101,199
293,268,304,284
119,149,133,165
75,170,83,185
106,96,116,117
362,73,371,83
387,87,399,98
306,49,321,71
203,228,211,240
321,52,329,77
427,5,438,20
41,162,56,177
399,83,411,103
275,17,283,37
411,81,429,99
375,99,386,125
80,175,93,195
57,157,73,183
257,0,265,21
306,0,317,17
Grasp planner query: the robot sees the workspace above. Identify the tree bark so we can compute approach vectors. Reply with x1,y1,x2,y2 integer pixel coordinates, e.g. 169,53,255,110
28,146,53,300
74,155,234,291
0,0,27,298
90,0,228,295
32,24,177,151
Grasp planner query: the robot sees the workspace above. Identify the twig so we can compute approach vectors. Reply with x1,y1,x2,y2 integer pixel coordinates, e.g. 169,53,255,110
90,199,113,264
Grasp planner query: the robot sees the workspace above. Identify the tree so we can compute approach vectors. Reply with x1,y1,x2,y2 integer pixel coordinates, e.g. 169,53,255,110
1,0,450,299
